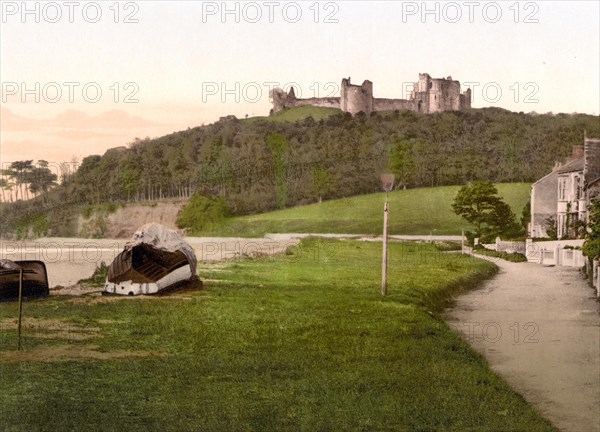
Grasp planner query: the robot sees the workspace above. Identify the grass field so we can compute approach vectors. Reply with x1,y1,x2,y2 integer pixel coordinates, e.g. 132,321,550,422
0,239,555,431
198,183,531,237
244,106,342,123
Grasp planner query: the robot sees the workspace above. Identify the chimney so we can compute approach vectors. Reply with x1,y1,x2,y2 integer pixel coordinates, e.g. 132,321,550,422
565,145,584,164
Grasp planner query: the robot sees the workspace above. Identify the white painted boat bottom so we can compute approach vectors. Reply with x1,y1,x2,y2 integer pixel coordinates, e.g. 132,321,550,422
103,265,192,296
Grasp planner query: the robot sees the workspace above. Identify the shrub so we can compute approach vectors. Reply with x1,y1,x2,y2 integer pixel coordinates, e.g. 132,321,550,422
475,248,528,262
77,261,109,287
176,193,229,233
80,214,108,238
433,241,462,252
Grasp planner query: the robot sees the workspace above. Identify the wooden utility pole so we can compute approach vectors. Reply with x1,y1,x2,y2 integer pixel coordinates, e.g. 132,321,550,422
17,268,23,350
380,174,394,296
382,194,389,296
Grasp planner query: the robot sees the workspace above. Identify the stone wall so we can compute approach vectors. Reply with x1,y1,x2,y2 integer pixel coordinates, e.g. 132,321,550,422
292,97,340,109
372,98,414,112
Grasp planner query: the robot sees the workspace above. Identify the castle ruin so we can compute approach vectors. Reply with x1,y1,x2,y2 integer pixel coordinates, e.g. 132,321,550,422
271,73,472,115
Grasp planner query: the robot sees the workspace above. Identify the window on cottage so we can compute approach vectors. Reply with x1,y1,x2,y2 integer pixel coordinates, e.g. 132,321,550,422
558,178,567,201
575,176,582,200
558,214,566,238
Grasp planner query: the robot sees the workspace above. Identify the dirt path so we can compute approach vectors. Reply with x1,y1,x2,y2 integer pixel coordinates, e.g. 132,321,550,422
445,257,600,432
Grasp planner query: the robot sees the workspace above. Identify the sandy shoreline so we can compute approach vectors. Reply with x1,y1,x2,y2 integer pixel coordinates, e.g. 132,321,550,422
0,237,300,288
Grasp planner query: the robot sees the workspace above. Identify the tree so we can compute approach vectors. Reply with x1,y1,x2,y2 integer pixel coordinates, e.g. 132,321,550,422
582,199,600,260
452,180,519,242
521,201,531,231
311,166,333,203
28,161,58,203
118,156,142,201
389,138,415,188
0,178,7,203
267,132,289,209
9,160,34,201
544,216,558,240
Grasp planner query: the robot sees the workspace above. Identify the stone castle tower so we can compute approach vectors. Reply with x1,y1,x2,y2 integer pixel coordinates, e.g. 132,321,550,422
271,73,471,115
340,78,373,115
412,73,471,113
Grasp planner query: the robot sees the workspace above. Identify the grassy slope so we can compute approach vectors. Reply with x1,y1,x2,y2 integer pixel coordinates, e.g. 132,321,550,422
244,105,342,123
200,183,531,237
0,239,555,431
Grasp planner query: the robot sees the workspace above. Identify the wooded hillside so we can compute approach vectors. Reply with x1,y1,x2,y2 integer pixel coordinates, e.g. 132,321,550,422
1,107,598,238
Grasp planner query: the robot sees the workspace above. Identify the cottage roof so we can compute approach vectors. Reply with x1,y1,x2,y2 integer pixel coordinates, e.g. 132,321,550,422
557,157,584,174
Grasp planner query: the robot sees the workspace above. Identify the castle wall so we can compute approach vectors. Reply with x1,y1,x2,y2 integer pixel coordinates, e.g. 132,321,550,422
460,90,472,110
271,74,472,115
292,97,340,110
372,98,414,112
412,91,429,113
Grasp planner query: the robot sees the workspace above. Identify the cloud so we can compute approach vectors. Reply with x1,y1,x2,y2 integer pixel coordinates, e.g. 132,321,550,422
0,137,125,164
0,139,51,164
50,109,163,129
0,108,40,131
0,107,163,132
48,129,118,141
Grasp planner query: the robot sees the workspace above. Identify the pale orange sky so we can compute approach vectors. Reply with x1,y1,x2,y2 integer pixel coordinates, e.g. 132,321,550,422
1,1,599,166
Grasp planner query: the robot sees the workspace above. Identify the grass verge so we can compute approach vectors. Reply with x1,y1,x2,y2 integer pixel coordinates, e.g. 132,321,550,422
0,239,555,431
475,248,529,263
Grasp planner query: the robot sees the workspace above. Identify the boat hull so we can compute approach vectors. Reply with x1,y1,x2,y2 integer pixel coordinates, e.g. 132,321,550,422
104,224,199,296
104,264,193,296
0,260,49,300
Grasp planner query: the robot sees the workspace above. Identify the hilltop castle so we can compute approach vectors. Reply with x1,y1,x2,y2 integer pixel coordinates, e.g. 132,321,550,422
271,73,472,115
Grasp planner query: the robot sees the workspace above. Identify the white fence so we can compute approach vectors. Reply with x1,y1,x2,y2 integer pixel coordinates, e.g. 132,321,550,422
485,239,586,268
484,238,597,296
525,239,585,267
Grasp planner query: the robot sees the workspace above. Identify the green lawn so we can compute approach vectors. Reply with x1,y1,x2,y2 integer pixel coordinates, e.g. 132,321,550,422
199,183,531,237
0,239,555,431
244,106,342,123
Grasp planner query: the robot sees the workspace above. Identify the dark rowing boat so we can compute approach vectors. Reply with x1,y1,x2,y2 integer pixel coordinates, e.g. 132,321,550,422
0,260,49,300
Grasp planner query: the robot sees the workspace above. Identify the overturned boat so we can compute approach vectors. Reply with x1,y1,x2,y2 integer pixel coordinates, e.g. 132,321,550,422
0,260,49,300
104,224,199,296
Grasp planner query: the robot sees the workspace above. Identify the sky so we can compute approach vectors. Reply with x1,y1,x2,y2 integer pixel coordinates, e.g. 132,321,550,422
1,0,599,166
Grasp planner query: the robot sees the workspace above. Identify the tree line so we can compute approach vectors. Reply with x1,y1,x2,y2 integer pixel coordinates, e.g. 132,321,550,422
1,107,599,238
0,160,58,203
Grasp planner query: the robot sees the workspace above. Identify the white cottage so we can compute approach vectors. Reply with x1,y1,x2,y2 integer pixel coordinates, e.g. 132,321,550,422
530,136,600,239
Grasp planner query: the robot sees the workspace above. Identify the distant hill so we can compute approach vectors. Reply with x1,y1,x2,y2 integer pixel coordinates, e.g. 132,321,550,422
1,106,598,238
